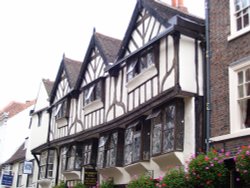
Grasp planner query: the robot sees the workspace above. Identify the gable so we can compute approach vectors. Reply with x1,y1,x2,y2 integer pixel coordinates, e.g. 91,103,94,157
81,47,106,87
124,7,167,57
54,70,70,102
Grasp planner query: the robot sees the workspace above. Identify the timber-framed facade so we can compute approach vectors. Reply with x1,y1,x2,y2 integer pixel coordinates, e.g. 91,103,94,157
30,0,205,187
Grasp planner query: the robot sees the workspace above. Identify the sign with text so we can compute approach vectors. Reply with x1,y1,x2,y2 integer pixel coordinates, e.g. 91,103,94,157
84,169,97,186
1,174,13,186
23,161,33,174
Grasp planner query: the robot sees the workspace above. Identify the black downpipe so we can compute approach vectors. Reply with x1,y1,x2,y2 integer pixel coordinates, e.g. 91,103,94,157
205,0,211,153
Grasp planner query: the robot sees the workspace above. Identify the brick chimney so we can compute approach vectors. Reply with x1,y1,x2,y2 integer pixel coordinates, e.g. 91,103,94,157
171,0,188,13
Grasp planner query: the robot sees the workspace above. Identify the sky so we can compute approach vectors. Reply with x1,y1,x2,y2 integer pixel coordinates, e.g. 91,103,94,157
0,0,205,108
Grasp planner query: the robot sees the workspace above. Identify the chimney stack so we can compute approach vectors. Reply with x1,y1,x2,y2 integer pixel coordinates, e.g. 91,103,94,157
171,0,188,13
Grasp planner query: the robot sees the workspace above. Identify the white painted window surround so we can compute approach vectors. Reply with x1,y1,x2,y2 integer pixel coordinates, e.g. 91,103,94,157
228,0,250,41
212,57,250,142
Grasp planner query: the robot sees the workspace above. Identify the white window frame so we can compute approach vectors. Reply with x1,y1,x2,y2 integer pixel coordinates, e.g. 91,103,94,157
229,57,250,133
228,0,250,40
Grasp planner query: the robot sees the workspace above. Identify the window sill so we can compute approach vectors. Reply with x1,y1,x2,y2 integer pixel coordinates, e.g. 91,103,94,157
126,64,157,92
124,162,150,176
83,99,104,114
228,26,250,41
56,117,68,128
151,152,183,171
62,171,81,180
37,179,52,187
210,128,250,142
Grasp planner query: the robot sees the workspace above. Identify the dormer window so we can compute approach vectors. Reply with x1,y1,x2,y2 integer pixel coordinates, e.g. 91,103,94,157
83,79,103,106
54,100,69,120
127,47,155,81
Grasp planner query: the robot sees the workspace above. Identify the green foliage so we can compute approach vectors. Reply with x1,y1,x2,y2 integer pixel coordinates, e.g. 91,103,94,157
188,150,229,188
100,177,114,188
73,182,87,188
53,181,66,188
158,167,189,188
127,174,155,188
235,145,250,186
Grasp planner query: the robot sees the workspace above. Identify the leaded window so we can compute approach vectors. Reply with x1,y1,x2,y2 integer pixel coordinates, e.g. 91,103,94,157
124,118,151,166
83,79,103,106
65,145,82,170
54,100,69,120
39,150,55,179
150,99,184,156
97,131,123,169
127,47,156,81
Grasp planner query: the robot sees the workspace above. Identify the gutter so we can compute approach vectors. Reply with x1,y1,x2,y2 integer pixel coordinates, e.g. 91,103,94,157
205,0,211,153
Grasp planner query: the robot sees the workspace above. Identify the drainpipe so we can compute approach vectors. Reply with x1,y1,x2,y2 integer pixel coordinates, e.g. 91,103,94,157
205,0,211,153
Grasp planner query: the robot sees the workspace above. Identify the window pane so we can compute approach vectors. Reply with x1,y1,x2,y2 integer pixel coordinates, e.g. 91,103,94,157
139,55,147,71
246,83,250,96
239,85,244,98
124,145,132,165
246,69,250,82
133,133,141,162
237,17,243,30
152,124,162,155
243,12,249,27
125,129,133,145
97,150,104,168
163,129,174,153
147,51,154,66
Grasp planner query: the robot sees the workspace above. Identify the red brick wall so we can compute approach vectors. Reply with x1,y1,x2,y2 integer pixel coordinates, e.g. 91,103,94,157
209,0,250,137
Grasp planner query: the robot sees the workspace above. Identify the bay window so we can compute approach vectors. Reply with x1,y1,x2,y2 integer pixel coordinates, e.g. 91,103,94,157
62,145,82,171
82,139,98,166
150,99,185,156
39,150,55,179
124,119,151,165
97,130,124,169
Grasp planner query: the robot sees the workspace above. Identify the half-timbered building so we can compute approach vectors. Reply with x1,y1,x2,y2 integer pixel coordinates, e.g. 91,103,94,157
31,0,205,187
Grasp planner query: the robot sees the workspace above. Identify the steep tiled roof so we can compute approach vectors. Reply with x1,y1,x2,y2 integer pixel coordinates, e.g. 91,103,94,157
2,142,26,164
144,0,204,24
0,100,36,118
64,57,82,87
95,32,121,63
42,78,54,97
